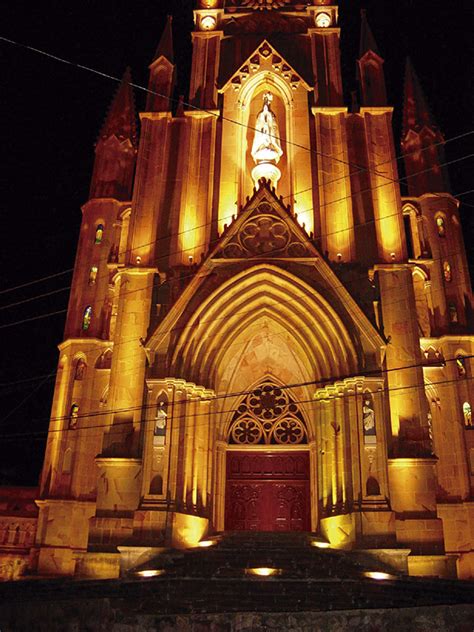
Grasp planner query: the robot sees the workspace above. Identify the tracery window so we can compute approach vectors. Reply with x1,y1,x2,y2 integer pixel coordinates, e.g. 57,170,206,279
228,380,307,445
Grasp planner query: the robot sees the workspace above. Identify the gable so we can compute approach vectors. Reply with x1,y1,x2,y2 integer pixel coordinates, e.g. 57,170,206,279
212,191,316,260
219,39,311,94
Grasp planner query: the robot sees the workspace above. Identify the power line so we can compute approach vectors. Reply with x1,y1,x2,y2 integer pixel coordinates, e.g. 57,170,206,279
2,356,472,442
1,33,473,212
17,353,474,430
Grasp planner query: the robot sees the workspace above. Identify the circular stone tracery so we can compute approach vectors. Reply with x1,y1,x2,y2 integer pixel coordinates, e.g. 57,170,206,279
228,380,307,445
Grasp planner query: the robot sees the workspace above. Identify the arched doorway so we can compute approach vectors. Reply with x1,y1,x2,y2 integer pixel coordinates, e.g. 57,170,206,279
224,380,310,531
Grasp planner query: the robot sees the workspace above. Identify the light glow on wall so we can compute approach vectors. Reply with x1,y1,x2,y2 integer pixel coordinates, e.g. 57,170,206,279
246,567,280,577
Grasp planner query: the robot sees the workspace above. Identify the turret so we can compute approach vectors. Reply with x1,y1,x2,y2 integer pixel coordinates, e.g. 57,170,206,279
147,15,176,112
401,58,449,195
89,68,137,200
357,10,387,106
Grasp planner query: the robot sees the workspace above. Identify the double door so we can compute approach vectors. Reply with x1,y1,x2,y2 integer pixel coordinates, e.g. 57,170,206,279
225,451,310,532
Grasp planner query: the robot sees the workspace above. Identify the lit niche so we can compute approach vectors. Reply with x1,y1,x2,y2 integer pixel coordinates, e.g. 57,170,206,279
250,92,283,189
315,12,331,28
200,15,216,30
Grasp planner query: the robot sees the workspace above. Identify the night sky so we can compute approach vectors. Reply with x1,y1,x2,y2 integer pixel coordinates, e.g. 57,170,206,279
1,0,473,485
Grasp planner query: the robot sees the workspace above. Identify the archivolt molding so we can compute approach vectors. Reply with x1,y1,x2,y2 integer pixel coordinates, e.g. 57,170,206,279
169,264,358,387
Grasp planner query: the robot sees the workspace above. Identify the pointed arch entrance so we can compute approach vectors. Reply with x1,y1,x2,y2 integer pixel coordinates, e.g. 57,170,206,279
224,379,310,532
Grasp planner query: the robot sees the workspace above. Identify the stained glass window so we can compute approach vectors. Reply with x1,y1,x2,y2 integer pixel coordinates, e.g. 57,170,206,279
228,381,307,445
69,403,79,429
436,216,446,237
463,402,472,427
95,224,104,244
82,306,92,331
88,266,98,285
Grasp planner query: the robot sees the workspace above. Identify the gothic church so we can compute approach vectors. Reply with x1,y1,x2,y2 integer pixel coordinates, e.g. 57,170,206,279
1,0,474,581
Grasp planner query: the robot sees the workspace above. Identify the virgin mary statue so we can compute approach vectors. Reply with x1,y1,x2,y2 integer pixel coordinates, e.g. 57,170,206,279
251,92,283,165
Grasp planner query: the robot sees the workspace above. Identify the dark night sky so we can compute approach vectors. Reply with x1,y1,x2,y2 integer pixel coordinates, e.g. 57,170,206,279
1,1,473,485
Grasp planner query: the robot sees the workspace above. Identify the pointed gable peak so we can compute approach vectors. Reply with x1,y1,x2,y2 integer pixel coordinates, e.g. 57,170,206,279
99,67,137,147
212,180,317,261
359,9,381,58
152,15,174,64
220,39,311,93
403,57,437,138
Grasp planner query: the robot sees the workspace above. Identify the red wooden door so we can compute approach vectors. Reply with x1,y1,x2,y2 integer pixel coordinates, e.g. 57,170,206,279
225,451,310,531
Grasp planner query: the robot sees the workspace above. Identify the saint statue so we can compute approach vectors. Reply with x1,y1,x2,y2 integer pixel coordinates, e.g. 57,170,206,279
251,92,283,165
154,401,168,446
362,396,376,444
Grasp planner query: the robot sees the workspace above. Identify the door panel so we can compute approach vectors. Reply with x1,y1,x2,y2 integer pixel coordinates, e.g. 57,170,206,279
225,452,310,531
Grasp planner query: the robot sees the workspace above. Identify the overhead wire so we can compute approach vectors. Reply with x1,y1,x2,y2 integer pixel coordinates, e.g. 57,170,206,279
0,33,473,300
0,34,473,438
1,355,472,442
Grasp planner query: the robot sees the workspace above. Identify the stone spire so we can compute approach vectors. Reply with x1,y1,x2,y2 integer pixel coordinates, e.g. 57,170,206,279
402,57,437,137
152,15,174,64
90,68,137,200
99,67,137,146
359,9,380,58
401,58,449,195
357,10,386,106
147,16,176,112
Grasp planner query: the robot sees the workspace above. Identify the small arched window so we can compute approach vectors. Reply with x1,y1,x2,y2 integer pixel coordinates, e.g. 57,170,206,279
463,402,472,427
63,448,73,472
82,306,92,331
69,403,79,429
448,302,458,323
443,261,452,283
95,224,104,245
154,396,168,446
456,355,467,377
436,216,446,238
88,266,98,285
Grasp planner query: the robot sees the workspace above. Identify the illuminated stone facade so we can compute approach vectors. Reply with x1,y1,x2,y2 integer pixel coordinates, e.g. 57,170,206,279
2,1,474,581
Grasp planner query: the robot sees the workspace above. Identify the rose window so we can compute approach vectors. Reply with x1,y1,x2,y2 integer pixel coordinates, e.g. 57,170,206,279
228,380,307,445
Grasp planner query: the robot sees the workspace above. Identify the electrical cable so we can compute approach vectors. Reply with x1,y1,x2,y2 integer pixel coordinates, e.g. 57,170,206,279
1,361,472,442
8,352,473,432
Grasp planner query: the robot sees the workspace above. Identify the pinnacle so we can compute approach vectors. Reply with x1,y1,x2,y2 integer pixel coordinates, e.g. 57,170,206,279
99,67,137,147
402,57,437,137
152,15,174,64
359,9,381,58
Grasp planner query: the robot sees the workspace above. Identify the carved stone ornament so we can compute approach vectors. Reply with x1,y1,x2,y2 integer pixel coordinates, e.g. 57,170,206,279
220,204,309,259
231,0,292,10
229,380,307,445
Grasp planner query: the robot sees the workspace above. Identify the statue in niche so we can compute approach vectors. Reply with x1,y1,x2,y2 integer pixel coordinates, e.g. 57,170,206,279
154,401,167,446
74,359,87,380
251,92,283,165
362,394,376,444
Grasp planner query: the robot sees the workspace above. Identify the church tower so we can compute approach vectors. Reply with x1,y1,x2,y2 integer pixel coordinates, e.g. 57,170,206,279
9,1,474,581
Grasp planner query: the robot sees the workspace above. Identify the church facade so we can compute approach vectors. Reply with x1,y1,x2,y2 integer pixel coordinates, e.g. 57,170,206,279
2,0,474,581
